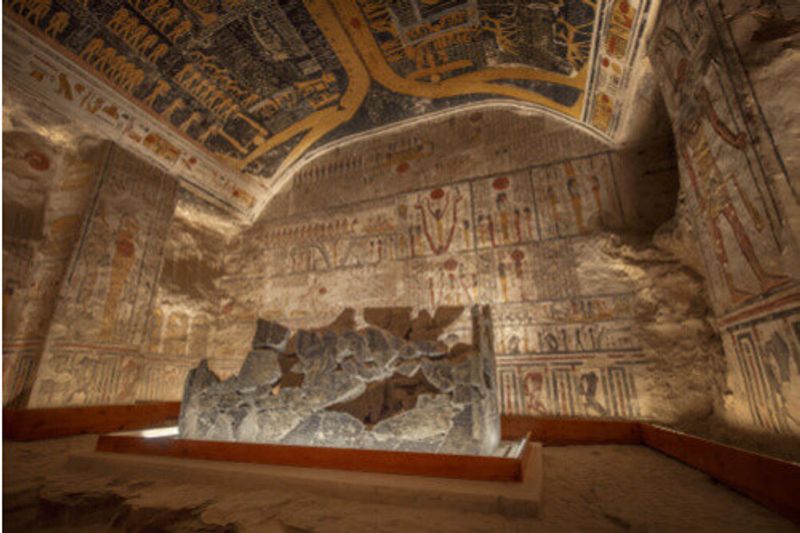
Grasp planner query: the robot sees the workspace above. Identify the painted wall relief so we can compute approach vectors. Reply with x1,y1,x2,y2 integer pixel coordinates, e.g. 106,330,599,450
27,144,179,407
134,307,212,401
3,23,260,215
650,0,800,435
473,171,537,249
222,140,650,417
586,0,653,135
722,303,800,435
531,154,625,239
4,0,657,217
499,362,640,417
2,133,101,406
652,0,797,316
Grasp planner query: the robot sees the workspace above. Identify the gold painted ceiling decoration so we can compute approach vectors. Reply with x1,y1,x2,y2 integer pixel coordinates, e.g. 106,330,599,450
3,0,653,218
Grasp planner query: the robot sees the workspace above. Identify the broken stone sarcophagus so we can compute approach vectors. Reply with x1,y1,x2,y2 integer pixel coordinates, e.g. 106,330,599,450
179,306,500,455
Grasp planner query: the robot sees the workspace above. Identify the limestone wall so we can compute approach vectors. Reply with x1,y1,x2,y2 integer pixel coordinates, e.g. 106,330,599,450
2,132,104,406
4,0,794,441
219,107,719,423
27,144,180,407
2,126,238,406
136,192,236,402
650,1,800,437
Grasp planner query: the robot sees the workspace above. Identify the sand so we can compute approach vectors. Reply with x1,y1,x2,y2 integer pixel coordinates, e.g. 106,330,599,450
3,435,797,532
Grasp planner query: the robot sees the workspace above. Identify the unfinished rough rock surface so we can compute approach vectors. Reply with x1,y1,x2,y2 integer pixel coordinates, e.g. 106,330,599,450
179,306,500,455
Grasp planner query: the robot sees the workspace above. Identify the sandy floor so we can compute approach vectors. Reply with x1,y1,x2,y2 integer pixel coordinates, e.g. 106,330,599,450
3,436,797,532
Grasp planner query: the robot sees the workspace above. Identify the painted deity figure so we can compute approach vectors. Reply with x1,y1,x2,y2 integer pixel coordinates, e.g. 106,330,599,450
523,371,547,414
578,371,607,416
100,216,139,338
657,27,785,305
762,331,800,432
414,187,463,255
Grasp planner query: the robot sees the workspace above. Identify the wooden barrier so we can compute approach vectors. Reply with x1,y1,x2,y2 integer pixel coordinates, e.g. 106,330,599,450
641,424,800,524
3,402,181,441
501,415,642,445
96,432,531,482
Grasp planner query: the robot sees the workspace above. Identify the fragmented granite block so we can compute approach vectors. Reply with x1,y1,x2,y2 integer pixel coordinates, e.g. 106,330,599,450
179,306,500,455
251,319,291,351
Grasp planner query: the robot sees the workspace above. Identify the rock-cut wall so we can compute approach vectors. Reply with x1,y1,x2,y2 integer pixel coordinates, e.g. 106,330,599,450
27,144,180,407
650,0,800,438
219,107,720,424
135,192,235,403
2,132,104,406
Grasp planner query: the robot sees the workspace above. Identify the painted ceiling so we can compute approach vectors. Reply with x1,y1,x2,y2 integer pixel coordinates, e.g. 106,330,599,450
3,0,654,218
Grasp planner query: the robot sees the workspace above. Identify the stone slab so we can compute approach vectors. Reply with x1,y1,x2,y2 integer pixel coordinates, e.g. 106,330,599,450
67,442,542,518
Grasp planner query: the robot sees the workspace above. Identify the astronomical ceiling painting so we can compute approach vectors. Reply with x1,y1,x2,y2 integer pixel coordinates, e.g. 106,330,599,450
3,0,652,217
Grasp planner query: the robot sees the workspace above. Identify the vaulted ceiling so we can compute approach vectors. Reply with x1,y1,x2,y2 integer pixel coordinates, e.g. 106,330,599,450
3,0,657,219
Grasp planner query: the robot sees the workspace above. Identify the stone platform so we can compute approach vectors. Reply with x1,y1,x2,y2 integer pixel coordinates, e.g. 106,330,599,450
67,441,543,518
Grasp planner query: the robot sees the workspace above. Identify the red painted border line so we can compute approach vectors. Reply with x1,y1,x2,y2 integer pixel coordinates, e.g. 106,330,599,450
718,290,800,327
95,433,529,483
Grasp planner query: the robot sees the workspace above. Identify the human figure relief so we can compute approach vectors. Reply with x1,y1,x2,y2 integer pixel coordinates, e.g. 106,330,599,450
45,11,68,37
523,371,547,414
523,206,535,240
122,68,144,91
495,192,511,243
80,38,104,61
93,46,115,71
168,20,192,41
128,25,149,47
546,185,560,235
26,0,52,24
566,178,585,233
564,162,586,233
119,15,140,41
478,213,497,248
510,248,527,300
588,175,604,226
762,331,800,431
497,261,509,302
147,43,168,63
139,34,158,53
100,217,139,339
414,187,463,255
106,55,124,79
141,0,169,19
500,372,518,413
677,77,785,303
178,111,202,132
35,355,75,406
156,8,180,32
579,372,607,416
144,79,170,106
506,335,521,355
106,8,129,32
117,357,139,403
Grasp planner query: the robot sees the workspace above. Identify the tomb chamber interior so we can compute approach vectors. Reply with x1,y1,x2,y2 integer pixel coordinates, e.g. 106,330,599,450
2,0,799,461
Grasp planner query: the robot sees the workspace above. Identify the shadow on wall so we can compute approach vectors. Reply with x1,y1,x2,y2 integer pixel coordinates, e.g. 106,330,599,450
671,412,800,465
